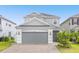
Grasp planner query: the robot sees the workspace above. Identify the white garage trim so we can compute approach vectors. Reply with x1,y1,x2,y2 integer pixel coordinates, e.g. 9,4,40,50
22,30,48,32
16,29,22,44
16,29,53,44
48,29,53,43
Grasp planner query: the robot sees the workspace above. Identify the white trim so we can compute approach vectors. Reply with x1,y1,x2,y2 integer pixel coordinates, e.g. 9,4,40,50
48,29,53,43
16,29,22,44
26,17,49,25
22,30,48,32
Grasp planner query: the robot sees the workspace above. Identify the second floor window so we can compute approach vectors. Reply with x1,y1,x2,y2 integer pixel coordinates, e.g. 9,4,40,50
69,22,70,25
77,18,79,25
6,23,7,26
18,32,20,35
0,18,1,24
54,21,57,24
72,18,74,25
9,24,11,27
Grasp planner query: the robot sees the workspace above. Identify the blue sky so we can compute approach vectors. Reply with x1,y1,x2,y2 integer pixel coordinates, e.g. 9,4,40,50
0,5,79,25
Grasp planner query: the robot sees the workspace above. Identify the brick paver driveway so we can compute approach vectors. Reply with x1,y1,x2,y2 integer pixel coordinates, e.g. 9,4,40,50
2,44,59,53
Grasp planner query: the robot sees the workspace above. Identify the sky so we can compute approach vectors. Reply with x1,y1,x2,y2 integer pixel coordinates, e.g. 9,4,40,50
0,5,79,25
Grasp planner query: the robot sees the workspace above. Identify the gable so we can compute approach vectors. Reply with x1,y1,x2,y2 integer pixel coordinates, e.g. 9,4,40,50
25,17,49,25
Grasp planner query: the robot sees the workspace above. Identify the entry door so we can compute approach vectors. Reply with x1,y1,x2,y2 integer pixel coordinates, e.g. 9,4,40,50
53,31,59,42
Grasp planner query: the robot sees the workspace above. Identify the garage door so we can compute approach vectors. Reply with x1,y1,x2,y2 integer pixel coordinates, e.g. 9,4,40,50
53,31,59,42
22,32,48,44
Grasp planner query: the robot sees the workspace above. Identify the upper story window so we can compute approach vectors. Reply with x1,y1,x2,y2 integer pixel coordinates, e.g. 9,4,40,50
6,23,7,26
69,22,70,25
77,18,79,25
17,32,20,35
72,18,74,25
54,21,57,24
0,18,1,24
9,24,11,27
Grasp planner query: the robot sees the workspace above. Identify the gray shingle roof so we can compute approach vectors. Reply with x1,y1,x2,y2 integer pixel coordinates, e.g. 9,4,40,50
60,13,79,25
0,15,16,25
24,12,60,19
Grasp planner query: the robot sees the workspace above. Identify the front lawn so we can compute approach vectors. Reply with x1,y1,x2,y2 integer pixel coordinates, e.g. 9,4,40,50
0,42,11,51
56,43,79,53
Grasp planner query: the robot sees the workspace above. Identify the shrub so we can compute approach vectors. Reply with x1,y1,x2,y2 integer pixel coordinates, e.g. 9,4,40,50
3,36,11,42
0,36,4,42
0,36,15,43
57,31,71,48
10,37,15,43
76,36,79,43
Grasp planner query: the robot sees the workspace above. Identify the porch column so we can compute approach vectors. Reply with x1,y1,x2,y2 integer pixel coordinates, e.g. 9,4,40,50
48,29,53,43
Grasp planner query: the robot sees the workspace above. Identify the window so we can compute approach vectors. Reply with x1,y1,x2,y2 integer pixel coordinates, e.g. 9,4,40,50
72,18,74,25
9,32,11,37
54,21,57,24
17,32,20,35
77,18,79,25
69,22,70,25
6,23,7,26
9,24,11,27
0,18,1,24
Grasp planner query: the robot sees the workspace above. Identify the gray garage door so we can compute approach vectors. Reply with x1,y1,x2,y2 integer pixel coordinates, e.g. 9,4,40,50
53,31,59,42
22,32,48,44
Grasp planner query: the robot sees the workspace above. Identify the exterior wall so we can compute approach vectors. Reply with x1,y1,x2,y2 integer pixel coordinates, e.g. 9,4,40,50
61,20,70,31
70,18,77,29
25,17,59,27
24,17,48,25
61,17,79,31
42,18,59,26
1,18,16,38
18,26,59,31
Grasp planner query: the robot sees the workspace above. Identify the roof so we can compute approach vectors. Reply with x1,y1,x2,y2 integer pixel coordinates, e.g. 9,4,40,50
60,18,70,26
24,12,60,19
60,13,79,25
16,25,50,28
72,14,79,17
0,15,16,25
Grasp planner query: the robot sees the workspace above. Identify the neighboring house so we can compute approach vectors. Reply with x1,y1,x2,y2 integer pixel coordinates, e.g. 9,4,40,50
60,14,79,32
0,15,16,38
16,12,60,44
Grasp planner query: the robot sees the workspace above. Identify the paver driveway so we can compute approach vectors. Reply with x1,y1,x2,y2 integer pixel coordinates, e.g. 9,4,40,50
2,44,59,53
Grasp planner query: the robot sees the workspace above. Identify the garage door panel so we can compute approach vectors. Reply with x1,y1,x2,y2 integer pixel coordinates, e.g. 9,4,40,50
22,32,48,44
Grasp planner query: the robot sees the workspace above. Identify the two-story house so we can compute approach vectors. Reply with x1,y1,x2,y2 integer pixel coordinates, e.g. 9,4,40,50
16,12,60,44
0,15,16,38
60,14,79,32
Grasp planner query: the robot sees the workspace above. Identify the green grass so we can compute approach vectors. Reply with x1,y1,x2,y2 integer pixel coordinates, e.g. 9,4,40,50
0,42,11,51
56,43,79,53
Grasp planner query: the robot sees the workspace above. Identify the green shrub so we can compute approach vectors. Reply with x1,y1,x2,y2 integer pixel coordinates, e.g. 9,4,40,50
2,36,15,43
76,36,79,43
3,36,11,42
10,37,15,43
57,31,71,48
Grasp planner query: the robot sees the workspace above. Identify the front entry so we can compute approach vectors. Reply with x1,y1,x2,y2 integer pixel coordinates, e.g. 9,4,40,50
53,30,59,42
